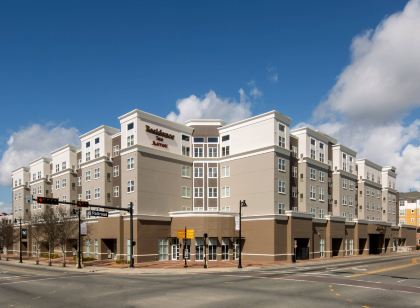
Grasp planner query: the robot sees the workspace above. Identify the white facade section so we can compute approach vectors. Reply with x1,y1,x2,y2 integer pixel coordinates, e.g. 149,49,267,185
381,166,397,190
291,127,336,163
29,157,51,182
356,159,382,184
51,145,78,175
332,145,357,175
80,125,119,164
12,167,30,188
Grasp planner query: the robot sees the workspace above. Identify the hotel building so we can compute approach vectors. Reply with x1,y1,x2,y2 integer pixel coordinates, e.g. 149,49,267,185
11,109,416,263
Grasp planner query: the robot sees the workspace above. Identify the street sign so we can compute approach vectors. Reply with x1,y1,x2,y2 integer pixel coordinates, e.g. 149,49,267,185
21,228,28,239
177,229,195,239
88,210,108,217
235,215,240,231
80,222,87,236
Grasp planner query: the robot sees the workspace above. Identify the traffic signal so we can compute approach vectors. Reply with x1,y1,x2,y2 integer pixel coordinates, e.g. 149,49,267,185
36,197,59,205
77,200,89,207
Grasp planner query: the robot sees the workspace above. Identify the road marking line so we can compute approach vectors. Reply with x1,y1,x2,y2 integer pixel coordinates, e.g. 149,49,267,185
351,258,420,278
0,274,99,286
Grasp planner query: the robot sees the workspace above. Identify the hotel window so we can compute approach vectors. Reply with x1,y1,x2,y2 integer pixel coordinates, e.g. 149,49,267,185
310,168,316,180
94,148,100,158
113,145,120,157
37,186,42,194
127,135,134,147
55,164,60,173
181,166,191,178
62,161,67,170
310,138,316,146
221,146,230,156
94,188,100,199
310,186,316,200
127,157,134,170
181,186,191,198
113,186,119,197
292,166,298,178
342,179,348,189
292,186,297,198
292,145,298,157
127,122,134,130
194,147,204,158
319,187,325,202
208,238,217,261
319,152,325,163
278,158,286,172
127,180,135,193
94,168,100,179
195,238,204,261
208,137,218,143
62,178,67,188
113,165,119,177
37,171,41,179
342,195,348,206
208,187,218,198
194,167,203,178
348,196,353,206
194,187,203,198
32,173,36,181
86,190,91,200
95,137,100,144
86,141,90,148
319,209,325,219
278,180,286,194
277,203,285,214
278,136,286,148
194,137,205,143
222,239,229,260
86,171,91,182
319,171,325,182
310,149,316,160
208,147,218,157
310,207,316,216
221,135,230,142
208,167,217,178
86,152,91,162
182,146,190,157
221,166,230,177
182,134,190,141
55,180,60,189
221,186,231,198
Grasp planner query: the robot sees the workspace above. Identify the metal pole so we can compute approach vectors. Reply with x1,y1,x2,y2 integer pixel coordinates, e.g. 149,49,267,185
204,233,208,269
238,201,242,269
129,202,134,268
77,209,82,269
19,219,22,263
184,226,188,268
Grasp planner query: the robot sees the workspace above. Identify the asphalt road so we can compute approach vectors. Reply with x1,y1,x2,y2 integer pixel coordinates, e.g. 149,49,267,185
1,254,420,308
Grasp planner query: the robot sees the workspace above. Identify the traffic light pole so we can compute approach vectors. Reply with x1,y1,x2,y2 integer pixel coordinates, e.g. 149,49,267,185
18,218,22,263
129,202,134,268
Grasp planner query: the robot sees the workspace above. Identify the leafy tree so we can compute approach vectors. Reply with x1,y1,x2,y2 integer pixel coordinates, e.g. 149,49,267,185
56,207,77,267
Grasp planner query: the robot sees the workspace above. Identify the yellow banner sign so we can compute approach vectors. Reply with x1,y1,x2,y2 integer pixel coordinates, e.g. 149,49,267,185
177,229,195,239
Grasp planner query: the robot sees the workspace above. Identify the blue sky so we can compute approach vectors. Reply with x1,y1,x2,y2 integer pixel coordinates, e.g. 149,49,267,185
1,0,419,211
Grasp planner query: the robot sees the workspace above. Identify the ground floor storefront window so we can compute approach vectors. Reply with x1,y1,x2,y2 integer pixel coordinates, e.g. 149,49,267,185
171,238,180,260
158,239,169,261
222,238,229,260
320,239,325,258
195,237,204,261
209,238,217,261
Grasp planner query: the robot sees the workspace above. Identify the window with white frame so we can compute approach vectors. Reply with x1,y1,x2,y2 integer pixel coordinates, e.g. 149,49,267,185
113,186,119,197
86,190,91,200
181,186,191,198
113,145,120,157
208,187,218,198
278,136,286,148
208,238,217,261
310,186,316,200
127,135,134,147
62,161,66,170
127,180,135,193
194,147,203,158
208,167,217,178
342,195,348,206
348,196,353,206
86,152,91,162
292,186,297,198
342,178,348,189
194,167,203,178
94,148,100,158
319,208,325,219
85,171,91,182
181,166,191,178
319,171,325,182
94,168,100,179
221,146,230,156
127,157,134,170
319,187,325,201
277,203,285,214
278,180,286,194
292,166,297,178
37,186,42,194
208,147,218,158
113,165,119,177
62,178,67,188
278,158,286,172
221,165,230,177
221,186,231,198
310,207,316,215
194,187,203,198
310,168,316,180
55,180,60,189
94,188,100,199
55,164,60,173
182,146,190,157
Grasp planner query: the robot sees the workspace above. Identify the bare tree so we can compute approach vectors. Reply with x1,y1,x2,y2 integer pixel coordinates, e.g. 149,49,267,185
41,207,59,266
56,207,77,267
29,213,44,265
0,221,14,261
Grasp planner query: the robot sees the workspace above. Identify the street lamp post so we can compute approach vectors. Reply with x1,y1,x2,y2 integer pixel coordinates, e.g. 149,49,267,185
129,202,134,269
15,218,22,263
204,233,208,269
238,200,247,269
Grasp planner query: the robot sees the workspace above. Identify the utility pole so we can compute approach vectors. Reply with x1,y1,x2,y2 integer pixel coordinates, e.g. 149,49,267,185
238,200,247,269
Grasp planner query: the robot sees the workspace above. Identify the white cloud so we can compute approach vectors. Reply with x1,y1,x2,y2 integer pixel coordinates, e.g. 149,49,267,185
312,0,420,192
167,90,252,124
0,124,80,186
